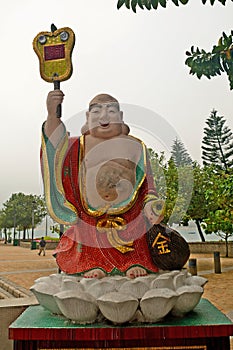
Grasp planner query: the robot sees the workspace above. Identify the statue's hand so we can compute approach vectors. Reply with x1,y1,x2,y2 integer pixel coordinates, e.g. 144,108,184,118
47,90,64,118
143,200,164,225
44,90,65,145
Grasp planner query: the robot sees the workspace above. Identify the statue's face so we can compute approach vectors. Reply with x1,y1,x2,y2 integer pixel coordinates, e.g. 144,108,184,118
87,102,123,139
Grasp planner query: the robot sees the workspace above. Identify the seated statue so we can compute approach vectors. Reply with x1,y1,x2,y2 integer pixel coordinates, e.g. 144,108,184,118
41,91,165,279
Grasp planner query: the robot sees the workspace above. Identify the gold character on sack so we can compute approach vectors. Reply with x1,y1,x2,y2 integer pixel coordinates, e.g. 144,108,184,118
152,232,171,255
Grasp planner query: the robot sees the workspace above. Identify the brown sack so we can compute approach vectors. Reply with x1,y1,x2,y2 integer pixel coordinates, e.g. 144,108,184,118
146,223,190,271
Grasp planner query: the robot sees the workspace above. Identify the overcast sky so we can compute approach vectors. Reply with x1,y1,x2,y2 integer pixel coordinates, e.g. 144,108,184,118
0,0,232,207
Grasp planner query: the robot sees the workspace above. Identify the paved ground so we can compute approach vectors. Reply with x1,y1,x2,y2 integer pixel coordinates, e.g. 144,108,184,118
0,242,233,347
0,242,58,290
184,253,233,316
1,243,233,314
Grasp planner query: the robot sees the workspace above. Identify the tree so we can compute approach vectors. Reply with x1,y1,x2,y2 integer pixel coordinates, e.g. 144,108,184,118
163,159,194,226
185,31,233,90
148,148,167,198
0,210,12,243
186,164,218,242
202,168,233,257
148,149,179,224
148,149,194,226
117,0,230,13
201,110,233,171
171,138,193,167
2,193,47,240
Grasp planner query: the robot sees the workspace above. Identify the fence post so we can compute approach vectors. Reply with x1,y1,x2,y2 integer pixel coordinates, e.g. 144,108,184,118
188,258,197,276
214,251,221,274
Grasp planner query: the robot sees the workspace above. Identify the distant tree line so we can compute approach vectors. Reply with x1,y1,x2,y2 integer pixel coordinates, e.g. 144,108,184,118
0,193,47,243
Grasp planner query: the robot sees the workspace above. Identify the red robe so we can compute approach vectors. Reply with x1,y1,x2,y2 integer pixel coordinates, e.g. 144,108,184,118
41,127,159,275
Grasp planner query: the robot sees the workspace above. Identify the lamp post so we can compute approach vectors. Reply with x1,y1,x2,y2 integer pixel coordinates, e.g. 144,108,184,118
13,208,16,241
57,224,64,273
31,200,36,250
13,207,18,246
59,224,64,239
45,214,48,237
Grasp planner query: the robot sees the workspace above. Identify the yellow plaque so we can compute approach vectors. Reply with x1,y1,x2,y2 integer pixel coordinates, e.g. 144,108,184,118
33,26,75,82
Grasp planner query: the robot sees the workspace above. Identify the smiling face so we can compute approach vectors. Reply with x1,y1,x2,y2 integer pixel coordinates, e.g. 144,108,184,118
86,97,123,139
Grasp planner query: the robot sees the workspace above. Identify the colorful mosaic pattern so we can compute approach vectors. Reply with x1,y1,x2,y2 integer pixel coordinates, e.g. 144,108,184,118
33,27,75,82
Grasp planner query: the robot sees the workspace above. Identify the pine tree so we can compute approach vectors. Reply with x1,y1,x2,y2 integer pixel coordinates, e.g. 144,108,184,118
170,138,193,167
202,110,233,171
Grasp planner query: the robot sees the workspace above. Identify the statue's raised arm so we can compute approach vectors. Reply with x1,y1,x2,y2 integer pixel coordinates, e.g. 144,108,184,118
44,90,65,147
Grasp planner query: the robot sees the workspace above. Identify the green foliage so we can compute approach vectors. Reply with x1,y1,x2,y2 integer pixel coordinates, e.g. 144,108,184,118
185,31,233,89
185,164,224,241
148,146,233,248
162,158,182,224
202,168,233,255
170,163,194,225
50,223,70,235
0,211,11,231
201,110,233,171
148,149,194,226
171,138,193,167
117,0,231,12
0,193,47,234
148,148,167,196
187,164,214,220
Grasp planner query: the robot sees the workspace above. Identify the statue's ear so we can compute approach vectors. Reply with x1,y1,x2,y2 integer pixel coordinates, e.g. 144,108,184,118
81,112,90,135
122,122,130,135
81,122,89,135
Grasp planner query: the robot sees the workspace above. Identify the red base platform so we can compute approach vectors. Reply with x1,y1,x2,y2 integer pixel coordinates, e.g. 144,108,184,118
9,299,233,350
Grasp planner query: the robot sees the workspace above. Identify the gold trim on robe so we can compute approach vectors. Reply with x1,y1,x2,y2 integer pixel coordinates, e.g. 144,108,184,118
41,125,78,225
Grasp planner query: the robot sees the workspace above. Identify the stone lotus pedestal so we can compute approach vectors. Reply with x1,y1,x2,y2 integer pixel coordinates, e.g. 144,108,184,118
9,299,233,350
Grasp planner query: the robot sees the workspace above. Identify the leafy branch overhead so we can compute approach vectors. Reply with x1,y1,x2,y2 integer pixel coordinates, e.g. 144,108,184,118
117,0,231,12
185,31,233,89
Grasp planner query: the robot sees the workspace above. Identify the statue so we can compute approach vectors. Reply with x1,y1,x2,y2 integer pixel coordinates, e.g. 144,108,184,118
41,91,166,279
34,25,190,281
33,25,204,326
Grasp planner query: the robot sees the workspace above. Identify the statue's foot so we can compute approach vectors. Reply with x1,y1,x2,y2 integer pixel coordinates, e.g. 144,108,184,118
126,266,148,279
83,269,106,279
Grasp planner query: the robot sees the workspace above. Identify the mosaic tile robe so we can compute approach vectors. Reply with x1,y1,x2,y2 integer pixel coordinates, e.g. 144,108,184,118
41,123,159,275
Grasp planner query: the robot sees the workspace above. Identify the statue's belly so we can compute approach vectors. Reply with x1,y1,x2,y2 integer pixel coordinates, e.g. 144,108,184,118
85,160,136,208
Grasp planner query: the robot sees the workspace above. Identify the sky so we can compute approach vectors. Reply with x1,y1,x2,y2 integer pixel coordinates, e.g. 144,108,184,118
0,0,232,207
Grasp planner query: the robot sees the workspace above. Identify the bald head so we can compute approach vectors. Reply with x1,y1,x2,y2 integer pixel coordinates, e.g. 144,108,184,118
89,93,119,111
81,93,130,136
